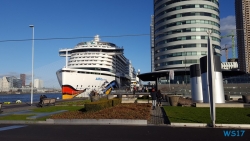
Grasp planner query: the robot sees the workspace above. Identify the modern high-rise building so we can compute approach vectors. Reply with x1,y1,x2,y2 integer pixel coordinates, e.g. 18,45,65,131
150,15,155,72
153,0,221,71
235,0,250,73
20,74,26,87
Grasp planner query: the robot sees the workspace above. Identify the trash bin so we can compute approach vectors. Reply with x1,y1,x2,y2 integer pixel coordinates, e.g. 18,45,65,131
169,96,180,106
225,94,230,101
242,95,250,103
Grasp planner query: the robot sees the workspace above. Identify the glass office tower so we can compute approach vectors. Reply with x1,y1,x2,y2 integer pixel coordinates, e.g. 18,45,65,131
153,0,221,71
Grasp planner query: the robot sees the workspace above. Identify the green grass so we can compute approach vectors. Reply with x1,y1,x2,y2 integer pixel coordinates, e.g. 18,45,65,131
0,106,84,121
56,99,91,106
0,114,35,120
164,106,250,124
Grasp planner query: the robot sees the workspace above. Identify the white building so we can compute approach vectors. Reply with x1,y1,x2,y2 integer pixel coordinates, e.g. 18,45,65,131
1,76,21,92
0,78,2,92
221,62,238,70
153,0,221,71
34,79,44,89
128,60,137,79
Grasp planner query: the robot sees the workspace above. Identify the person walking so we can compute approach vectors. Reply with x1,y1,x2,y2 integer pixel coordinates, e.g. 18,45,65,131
156,90,163,107
150,88,157,110
133,85,136,97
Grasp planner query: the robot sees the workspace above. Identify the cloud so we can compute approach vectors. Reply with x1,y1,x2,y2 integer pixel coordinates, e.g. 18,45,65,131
220,16,236,33
220,16,237,60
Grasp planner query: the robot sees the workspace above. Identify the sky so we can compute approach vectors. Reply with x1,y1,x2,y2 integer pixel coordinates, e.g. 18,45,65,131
0,0,236,88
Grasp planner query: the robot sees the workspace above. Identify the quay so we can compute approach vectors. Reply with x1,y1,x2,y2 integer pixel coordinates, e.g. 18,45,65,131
0,93,250,128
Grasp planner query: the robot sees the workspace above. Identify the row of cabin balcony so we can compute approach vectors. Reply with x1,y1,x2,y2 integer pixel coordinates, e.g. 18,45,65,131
76,42,119,47
70,56,111,59
59,51,122,56
69,60,113,63
68,63,112,66
76,45,117,48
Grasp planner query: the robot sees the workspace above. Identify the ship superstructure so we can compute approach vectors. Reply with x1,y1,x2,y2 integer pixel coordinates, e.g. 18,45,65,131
56,35,134,99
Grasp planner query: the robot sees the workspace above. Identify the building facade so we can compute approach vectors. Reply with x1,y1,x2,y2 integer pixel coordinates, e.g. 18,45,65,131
20,74,26,87
34,79,44,89
221,62,238,70
235,0,250,73
153,0,221,71
0,76,22,92
150,15,155,72
128,60,137,79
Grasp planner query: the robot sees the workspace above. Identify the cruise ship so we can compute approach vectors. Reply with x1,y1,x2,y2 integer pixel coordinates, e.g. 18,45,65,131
56,35,134,99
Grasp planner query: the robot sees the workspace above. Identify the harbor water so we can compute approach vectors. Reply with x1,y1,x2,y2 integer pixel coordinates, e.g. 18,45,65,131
0,93,62,103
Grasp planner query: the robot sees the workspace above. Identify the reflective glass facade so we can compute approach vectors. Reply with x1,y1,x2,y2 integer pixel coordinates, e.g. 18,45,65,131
153,0,220,71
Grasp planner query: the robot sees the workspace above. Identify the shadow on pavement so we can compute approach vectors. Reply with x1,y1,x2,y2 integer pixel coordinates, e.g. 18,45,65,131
160,107,170,124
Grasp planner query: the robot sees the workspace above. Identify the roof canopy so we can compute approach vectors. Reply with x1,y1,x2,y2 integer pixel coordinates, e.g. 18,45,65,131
137,69,246,81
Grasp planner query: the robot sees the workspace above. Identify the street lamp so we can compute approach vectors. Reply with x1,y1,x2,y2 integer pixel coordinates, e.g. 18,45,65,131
29,25,34,105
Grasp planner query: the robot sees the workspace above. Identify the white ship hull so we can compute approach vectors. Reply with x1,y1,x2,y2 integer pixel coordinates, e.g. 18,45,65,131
56,68,117,99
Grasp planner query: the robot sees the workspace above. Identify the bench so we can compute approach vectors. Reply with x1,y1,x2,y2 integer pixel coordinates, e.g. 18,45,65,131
37,98,56,107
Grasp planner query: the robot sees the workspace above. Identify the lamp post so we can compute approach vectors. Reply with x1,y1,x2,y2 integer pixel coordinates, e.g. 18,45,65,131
29,25,34,105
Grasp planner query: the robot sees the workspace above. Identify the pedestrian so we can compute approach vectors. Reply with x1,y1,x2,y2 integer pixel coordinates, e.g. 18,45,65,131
150,88,157,110
37,95,44,107
133,85,136,97
156,90,163,107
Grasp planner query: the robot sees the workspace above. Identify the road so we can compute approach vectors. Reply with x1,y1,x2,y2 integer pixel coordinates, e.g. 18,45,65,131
0,124,249,141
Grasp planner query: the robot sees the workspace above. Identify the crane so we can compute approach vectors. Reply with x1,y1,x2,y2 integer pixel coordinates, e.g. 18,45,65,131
221,44,232,61
220,30,236,59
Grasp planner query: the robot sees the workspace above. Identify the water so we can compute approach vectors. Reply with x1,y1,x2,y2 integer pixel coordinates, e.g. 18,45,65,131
0,93,62,103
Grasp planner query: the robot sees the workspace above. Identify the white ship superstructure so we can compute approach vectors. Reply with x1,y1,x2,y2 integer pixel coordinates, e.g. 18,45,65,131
56,35,133,99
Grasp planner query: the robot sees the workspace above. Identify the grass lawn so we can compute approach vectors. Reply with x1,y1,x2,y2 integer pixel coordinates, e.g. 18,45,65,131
56,100,91,106
164,106,250,124
0,114,36,120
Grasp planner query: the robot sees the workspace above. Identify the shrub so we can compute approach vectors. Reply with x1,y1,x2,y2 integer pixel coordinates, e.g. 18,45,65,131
85,99,112,112
112,98,122,106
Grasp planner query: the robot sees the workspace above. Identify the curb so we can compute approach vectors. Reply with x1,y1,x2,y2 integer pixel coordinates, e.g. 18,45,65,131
215,124,250,129
171,123,208,127
0,119,148,126
170,122,250,128
46,119,147,125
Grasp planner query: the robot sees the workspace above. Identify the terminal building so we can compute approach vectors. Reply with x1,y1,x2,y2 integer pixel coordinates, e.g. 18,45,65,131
139,0,249,94
147,0,221,83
